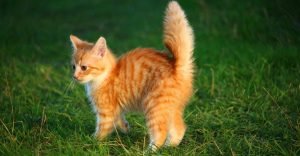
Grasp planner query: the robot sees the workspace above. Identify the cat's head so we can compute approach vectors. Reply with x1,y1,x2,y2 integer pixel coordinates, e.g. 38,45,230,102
70,35,112,84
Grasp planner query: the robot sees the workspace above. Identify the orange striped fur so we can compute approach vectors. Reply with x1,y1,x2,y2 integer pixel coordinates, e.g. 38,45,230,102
70,1,194,150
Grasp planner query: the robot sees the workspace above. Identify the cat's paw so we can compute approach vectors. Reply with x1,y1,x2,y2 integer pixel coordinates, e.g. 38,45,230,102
92,129,98,138
93,131,107,141
147,142,159,152
119,121,130,133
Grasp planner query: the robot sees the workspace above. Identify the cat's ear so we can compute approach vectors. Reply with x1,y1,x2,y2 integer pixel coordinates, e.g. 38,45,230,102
70,35,83,50
92,37,107,58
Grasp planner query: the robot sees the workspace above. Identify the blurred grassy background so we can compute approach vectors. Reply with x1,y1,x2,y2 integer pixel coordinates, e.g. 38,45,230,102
0,0,299,155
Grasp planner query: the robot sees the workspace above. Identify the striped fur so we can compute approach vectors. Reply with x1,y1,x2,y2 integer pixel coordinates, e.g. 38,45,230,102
70,1,194,150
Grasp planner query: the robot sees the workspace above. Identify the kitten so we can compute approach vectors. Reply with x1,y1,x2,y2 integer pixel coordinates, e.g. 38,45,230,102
70,1,194,150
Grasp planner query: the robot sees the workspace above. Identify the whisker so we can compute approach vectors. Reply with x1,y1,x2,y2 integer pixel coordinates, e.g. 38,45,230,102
63,80,75,96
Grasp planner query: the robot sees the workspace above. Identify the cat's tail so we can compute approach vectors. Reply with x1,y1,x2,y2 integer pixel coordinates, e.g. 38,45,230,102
163,1,194,77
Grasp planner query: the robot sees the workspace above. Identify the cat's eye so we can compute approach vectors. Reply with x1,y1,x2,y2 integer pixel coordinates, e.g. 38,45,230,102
81,65,87,71
72,65,76,70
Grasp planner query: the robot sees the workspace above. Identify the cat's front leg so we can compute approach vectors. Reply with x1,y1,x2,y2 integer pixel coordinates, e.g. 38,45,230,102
116,114,130,133
94,111,116,140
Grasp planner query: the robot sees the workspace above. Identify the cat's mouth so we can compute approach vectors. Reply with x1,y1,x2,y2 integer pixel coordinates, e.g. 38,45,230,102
73,77,88,84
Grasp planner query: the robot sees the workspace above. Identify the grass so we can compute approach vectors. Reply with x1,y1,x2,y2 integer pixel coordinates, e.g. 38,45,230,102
0,0,299,155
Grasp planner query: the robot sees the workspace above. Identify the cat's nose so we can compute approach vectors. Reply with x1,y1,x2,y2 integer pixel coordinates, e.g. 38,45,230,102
73,75,79,80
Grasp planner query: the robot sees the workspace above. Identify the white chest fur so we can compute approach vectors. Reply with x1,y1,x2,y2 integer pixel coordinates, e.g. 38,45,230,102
85,84,97,113
84,72,109,113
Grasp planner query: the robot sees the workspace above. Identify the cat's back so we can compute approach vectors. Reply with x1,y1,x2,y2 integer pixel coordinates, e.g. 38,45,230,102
122,48,170,63
117,48,173,76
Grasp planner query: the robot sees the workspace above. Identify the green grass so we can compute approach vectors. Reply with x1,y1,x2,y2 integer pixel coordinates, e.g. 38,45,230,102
1,0,299,155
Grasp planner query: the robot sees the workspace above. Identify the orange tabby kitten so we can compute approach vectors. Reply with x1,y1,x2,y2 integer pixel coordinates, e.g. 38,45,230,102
70,1,194,150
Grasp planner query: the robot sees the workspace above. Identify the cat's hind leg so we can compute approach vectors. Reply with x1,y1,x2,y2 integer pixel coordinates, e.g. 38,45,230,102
144,98,170,151
165,110,186,146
